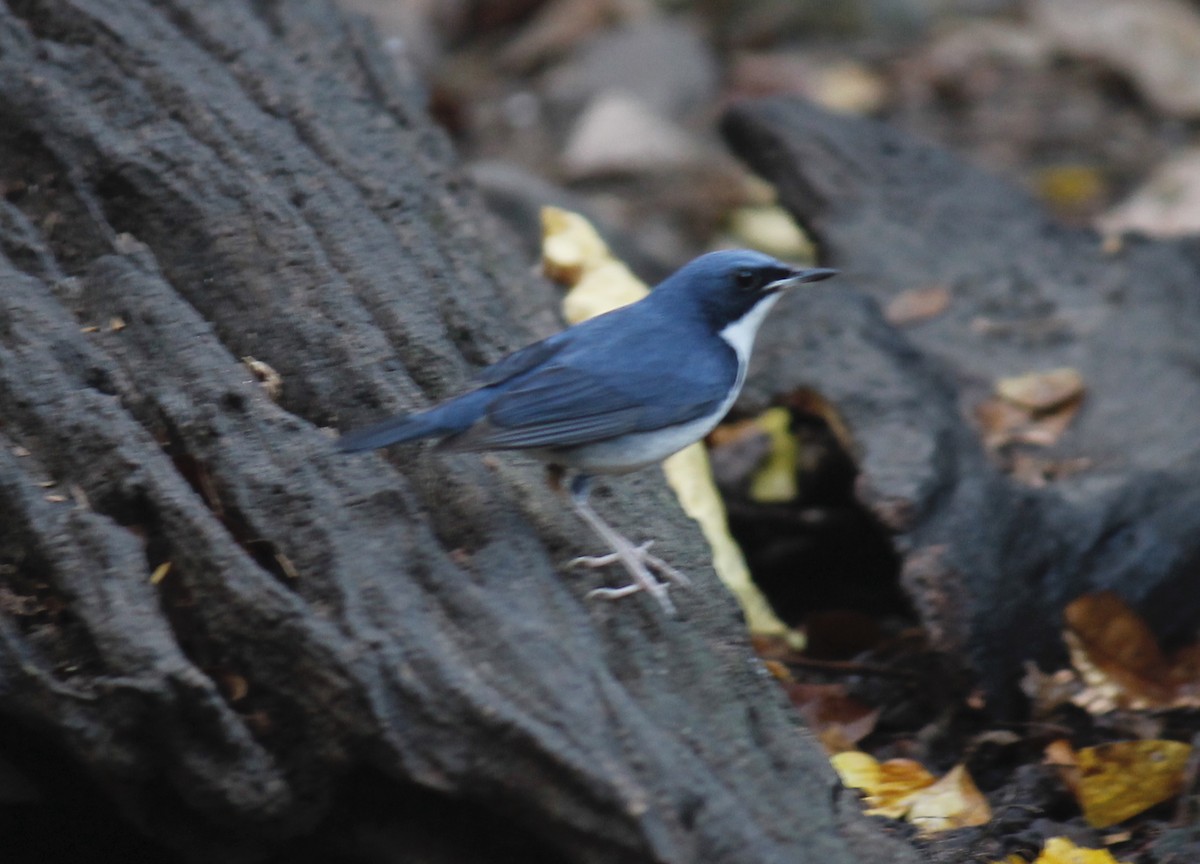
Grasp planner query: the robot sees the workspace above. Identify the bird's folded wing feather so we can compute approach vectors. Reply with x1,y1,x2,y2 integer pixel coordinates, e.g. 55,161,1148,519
443,364,728,451
472,336,567,386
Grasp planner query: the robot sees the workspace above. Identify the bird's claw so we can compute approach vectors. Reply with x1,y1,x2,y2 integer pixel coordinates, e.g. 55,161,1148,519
586,575,676,617
567,541,692,587
566,540,687,616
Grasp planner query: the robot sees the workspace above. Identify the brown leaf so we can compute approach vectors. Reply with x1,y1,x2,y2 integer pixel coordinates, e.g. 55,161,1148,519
997,367,1085,412
1065,592,1174,708
785,682,879,753
884,284,952,326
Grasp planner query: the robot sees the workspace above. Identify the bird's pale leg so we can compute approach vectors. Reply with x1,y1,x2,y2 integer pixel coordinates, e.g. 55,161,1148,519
566,475,678,615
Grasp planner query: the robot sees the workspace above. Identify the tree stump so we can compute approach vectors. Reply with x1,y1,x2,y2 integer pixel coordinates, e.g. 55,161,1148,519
0,3,918,862
724,98,1200,711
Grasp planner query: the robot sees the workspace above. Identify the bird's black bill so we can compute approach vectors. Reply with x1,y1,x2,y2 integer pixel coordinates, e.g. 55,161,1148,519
765,267,838,293
790,267,838,284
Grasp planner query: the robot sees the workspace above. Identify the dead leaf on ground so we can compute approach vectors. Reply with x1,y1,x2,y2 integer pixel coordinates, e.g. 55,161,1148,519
1034,164,1107,217
149,561,172,585
243,356,283,402
997,367,1084,412
884,284,952,326
748,406,798,503
833,753,989,832
832,751,936,818
784,682,879,754
809,61,888,115
1065,592,1200,710
726,204,815,260
904,763,991,835
996,835,1134,864
976,367,1085,452
976,396,1083,451
1074,740,1192,827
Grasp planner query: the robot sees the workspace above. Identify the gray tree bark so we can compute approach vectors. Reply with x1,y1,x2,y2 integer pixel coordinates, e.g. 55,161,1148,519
0,3,918,862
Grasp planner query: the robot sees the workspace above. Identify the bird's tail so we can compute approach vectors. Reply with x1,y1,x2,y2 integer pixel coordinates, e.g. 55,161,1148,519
336,389,490,452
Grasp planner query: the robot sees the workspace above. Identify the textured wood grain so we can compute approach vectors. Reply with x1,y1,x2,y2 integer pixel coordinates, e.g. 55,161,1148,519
0,4,918,862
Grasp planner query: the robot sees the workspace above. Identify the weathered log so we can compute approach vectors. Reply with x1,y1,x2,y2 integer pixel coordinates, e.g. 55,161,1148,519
0,3,920,861
723,98,1200,710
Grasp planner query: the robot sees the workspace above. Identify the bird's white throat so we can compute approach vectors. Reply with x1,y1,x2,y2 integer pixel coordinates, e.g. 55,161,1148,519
718,292,781,366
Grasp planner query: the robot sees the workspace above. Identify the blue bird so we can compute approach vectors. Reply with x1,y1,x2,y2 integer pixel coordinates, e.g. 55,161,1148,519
339,250,836,615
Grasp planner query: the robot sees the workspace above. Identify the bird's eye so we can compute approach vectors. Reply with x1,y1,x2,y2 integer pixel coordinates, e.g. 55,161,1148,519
735,269,758,290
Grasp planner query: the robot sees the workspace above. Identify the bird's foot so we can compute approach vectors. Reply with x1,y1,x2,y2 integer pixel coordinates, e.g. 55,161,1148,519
565,475,686,616
567,540,687,616
567,541,691,587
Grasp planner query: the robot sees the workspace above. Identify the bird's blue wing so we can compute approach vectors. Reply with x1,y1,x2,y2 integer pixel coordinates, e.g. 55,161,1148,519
444,358,732,451
472,334,567,386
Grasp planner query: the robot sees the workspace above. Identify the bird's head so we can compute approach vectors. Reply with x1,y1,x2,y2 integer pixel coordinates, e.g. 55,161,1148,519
654,249,837,334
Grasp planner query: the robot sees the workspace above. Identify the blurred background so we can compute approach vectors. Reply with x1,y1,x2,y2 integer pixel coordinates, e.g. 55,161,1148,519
340,0,1200,275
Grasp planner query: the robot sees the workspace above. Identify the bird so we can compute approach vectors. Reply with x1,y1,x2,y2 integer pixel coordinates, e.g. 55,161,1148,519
338,249,837,615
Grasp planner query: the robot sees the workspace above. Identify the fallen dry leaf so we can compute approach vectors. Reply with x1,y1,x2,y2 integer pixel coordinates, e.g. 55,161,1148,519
1034,164,1107,216
1066,592,1187,709
243,356,283,402
884,284,951,326
1074,740,1192,827
809,60,888,115
784,682,879,754
997,367,1084,412
976,367,1086,457
748,407,798,503
997,835,1133,864
149,561,172,585
726,204,814,261
834,752,990,833
903,763,992,835
832,751,937,818
975,394,1083,451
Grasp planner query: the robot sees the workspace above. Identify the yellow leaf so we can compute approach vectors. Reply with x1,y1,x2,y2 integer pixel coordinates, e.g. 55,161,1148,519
831,750,882,788
831,752,937,818
1075,740,1192,827
539,208,792,637
749,407,799,503
903,763,992,835
726,204,815,261
1034,836,1131,864
1036,165,1106,211
540,206,646,323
